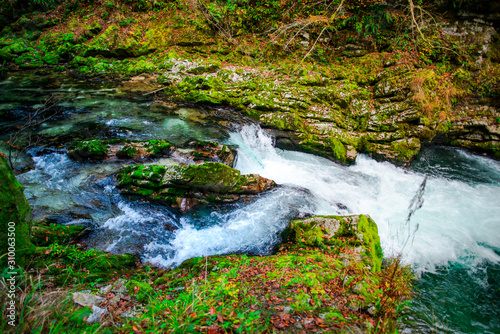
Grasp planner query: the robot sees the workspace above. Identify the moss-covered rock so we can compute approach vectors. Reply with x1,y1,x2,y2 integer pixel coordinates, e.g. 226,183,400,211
145,139,174,157
125,280,154,303
287,215,383,272
116,162,276,211
0,154,35,268
31,220,88,247
183,140,236,166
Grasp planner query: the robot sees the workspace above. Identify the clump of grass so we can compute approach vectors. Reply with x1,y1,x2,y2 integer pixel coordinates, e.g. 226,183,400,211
372,257,416,333
0,269,72,334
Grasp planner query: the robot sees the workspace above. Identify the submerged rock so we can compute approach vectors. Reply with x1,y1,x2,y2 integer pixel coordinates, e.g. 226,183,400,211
116,162,277,212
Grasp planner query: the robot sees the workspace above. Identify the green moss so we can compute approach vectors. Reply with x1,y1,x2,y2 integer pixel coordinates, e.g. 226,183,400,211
331,137,347,162
288,215,383,272
145,139,173,157
156,74,173,85
390,138,421,161
0,155,35,268
450,139,500,160
0,47,14,61
67,139,109,160
7,42,27,54
42,53,59,65
186,62,221,74
126,280,154,302
357,214,383,272
116,164,166,188
30,244,138,285
31,221,87,247
116,162,275,209
116,145,137,159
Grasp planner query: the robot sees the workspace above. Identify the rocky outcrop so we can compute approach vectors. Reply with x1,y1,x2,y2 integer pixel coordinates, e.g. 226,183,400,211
116,162,277,212
2,1,499,166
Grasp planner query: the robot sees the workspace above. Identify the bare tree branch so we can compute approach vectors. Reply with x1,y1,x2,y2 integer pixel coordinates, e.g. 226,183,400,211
6,94,62,170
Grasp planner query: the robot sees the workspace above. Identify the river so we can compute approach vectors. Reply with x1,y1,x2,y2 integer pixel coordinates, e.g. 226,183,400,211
1,73,499,333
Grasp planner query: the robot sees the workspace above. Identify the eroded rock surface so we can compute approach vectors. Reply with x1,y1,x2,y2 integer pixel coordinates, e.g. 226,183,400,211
116,162,276,212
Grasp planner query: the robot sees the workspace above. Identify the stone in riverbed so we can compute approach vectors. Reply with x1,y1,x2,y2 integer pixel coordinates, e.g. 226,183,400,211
66,139,237,166
172,140,236,167
67,139,174,161
116,162,277,212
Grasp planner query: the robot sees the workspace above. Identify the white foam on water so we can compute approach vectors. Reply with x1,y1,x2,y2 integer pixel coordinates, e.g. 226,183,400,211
142,187,316,268
227,125,500,274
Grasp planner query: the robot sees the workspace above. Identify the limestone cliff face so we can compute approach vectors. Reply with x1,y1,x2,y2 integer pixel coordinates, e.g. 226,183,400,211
0,154,34,268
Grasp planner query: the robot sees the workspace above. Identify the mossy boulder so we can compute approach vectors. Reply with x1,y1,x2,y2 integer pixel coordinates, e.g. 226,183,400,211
67,139,109,160
287,215,383,272
116,162,276,212
0,154,35,268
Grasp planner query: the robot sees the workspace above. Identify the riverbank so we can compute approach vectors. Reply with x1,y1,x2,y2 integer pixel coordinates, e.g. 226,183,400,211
0,0,499,165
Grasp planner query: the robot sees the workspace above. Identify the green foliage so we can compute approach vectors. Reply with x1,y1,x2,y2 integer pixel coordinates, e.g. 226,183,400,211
31,221,87,247
31,243,137,284
125,280,154,302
